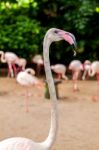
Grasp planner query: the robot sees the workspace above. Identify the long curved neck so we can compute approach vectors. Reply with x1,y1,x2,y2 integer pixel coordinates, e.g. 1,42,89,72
42,34,58,149
0,51,6,63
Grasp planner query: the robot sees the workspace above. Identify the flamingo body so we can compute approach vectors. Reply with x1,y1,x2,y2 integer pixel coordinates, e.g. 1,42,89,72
4,52,18,62
32,55,43,65
69,60,83,71
16,58,27,71
32,54,43,75
51,64,66,74
16,69,38,86
0,137,46,150
51,64,68,80
89,61,99,75
82,60,91,80
88,61,99,101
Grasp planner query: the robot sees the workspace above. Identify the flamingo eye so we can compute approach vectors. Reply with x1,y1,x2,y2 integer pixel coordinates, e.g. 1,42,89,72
54,30,59,34
28,71,31,74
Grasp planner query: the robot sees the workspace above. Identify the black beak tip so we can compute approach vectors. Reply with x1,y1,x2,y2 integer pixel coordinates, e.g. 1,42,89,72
71,43,77,56
71,43,77,50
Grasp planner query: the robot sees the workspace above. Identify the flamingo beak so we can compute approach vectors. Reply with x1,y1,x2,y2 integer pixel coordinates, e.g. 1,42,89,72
71,43,77,56
59,30,77,55
57,30,77,49
71,42,77,50
54,29,77,55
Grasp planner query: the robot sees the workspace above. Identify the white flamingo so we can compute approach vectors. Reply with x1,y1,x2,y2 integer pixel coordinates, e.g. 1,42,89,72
16,68,42,112
0,28,76,150
32,54,44,75
69,59,83,91
82,60,91,80
88,61,99,77
0,51,26,77
51,64,68,80
88,61,99,101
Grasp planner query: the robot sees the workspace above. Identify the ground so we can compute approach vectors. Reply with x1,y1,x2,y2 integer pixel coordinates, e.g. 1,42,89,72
0,77,99,150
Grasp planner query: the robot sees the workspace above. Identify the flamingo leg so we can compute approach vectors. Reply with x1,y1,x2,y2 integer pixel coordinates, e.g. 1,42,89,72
72,71,79,92
8,63,14,77
25,88,29,112
86,71,90,80
12,64,17,77
7,64,11,77
57,73,62,80
25,87,32,112
96,74,99,81
82,70,87,80
36,64,41,76
16,66,22,74
62,74,68,80
92,74,99,102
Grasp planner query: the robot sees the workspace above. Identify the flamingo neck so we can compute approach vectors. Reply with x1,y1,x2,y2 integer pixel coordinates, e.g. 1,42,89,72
0,51,6,63
42,36,58,149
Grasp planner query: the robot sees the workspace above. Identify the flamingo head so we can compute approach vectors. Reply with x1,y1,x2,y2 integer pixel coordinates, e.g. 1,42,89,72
50,65,55,70
84,60,91,65
25,68,35,76
45,28,77,51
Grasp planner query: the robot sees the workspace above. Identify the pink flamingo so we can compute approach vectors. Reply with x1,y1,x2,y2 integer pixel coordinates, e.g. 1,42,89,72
88,61,99,101
16,68,42,112
0,28,76,150
51,64,68,80
0,51,19,77
82,60,91,80
0,51,27,77
69,60,83,91
32,54,43,75
15,58,27,73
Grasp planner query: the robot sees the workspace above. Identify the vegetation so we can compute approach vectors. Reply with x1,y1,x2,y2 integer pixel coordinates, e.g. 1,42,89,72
0,0,99,64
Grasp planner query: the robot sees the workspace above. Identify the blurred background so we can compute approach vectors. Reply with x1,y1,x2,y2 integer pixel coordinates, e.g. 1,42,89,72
0,0,99,66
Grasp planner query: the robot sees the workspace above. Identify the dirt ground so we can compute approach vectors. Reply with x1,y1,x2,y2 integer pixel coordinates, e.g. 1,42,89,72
0,77,99,150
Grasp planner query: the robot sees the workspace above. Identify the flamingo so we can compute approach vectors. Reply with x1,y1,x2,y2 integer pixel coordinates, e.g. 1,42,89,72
0,51,19,77
88,61,99,101
32,54,44,76
51,64,68,80
0,28,76,150
88,61,99,77
16,68,42,112
69,59,83,91
0,51,26,77
15,58,27,73
82,60,91,80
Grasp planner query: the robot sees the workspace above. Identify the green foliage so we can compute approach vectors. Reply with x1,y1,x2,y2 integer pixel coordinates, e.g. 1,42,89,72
0,0,99,63
36,0,99,62
0,7,42,59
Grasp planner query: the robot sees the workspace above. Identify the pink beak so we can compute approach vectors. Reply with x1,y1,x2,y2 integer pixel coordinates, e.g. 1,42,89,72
58,30,77,50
